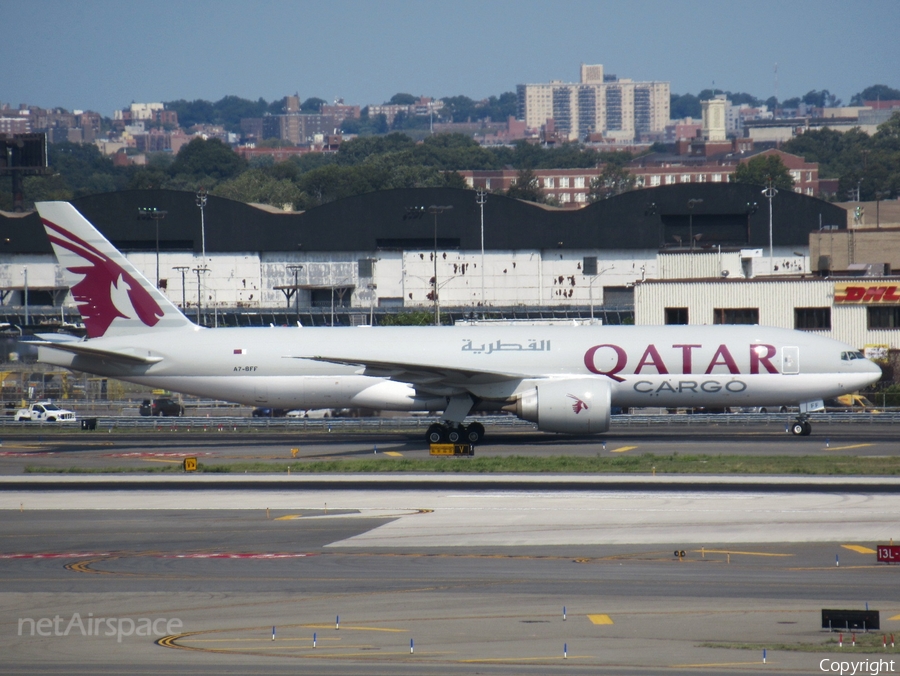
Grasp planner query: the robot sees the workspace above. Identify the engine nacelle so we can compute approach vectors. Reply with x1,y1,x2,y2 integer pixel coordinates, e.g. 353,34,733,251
516,378,611,434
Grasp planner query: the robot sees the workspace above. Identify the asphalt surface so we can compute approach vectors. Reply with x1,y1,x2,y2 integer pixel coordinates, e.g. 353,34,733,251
2,422,899,674
0,421,898,476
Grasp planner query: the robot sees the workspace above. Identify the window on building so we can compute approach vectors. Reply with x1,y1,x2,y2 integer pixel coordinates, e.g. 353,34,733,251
543,177,554,188
559,177,570,188
681,174,691,182
806,171,812,182
794,307,831,330
713,308,759,324
574,192,586,203
697,174,706,182
665,174,675,185
665,307,689,325
650,175,661,186
712,173,722,182
574,176,585,188
485,179,491,190
560,193,571,203
868,306,900,329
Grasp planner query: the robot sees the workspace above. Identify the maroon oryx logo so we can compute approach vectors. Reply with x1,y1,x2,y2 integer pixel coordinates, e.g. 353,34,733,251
43,218,164,338
567,394,589,414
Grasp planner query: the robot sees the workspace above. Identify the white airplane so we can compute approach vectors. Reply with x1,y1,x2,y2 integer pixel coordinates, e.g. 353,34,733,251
32,201,880,442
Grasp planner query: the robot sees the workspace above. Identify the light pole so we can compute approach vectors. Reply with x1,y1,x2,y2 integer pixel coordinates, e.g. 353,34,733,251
23,266,28,328
476,190,487,307
138,207,167,287
192,266,209,325
427,205,453,326
762,181,778,271
287,264,303,319
368,282,377,326
687,199,703,250
196,189,207,261
173,266,189,310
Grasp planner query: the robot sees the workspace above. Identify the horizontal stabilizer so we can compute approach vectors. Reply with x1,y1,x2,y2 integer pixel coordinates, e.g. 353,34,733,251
32,340,163,365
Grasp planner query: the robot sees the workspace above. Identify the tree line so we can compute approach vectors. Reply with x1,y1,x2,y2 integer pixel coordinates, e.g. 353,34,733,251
2,87,897,212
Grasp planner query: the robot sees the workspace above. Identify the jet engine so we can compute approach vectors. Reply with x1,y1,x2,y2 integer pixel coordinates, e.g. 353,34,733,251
515,378,611,434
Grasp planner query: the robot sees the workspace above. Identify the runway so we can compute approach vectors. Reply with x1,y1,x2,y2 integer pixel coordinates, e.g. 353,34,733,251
2,477,900,674
0,422,899,476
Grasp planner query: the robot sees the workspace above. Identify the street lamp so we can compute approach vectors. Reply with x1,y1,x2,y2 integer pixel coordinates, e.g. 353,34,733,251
687,199,703,251
762,181,778,271
172,266,189,310
196,189,207,261
476,190,487,307
138,207,167,287
287,264,304,318
427,205,453,326
192,266,209,325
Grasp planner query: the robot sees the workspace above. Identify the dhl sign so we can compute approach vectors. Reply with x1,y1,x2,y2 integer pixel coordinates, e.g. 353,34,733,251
834,282,900,304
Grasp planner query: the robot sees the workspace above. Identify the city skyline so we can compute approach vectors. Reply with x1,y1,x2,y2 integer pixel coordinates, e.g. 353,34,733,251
3,0,898,117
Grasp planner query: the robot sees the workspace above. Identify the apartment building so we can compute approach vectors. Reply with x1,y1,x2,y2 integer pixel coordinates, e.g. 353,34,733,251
516,64,670,142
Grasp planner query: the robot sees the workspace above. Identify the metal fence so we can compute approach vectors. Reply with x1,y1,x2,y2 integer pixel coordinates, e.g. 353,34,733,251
2,412,899,431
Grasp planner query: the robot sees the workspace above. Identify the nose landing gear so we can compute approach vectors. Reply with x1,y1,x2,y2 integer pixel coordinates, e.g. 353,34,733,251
789,416,812,436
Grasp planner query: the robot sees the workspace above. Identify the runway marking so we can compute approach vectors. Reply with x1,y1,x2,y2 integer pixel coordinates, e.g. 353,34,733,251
823,443,873,451
842,544,877,554
889,614,900,621
673,661,770,668
300,624,406,632
610,445,638,453
460,656,593,662
587,614,614,625
274,514,302,520
695,549,792,558
141,458,182,464
384,451,403,457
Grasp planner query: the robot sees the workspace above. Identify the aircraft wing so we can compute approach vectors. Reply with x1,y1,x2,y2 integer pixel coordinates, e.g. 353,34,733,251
30,340,163,366
295,354,522,394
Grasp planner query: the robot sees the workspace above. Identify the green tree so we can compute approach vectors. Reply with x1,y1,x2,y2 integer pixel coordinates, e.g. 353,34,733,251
168,138,247,182
850,85,900,106
733,154,795,190
388,93,417,105
505,168,545,203
588,165,635,202
300,97,327,113
670,93,701,119
213,169,303,208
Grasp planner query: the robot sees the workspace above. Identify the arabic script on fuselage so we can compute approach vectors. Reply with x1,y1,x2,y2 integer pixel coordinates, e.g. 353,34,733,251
462,339,550,354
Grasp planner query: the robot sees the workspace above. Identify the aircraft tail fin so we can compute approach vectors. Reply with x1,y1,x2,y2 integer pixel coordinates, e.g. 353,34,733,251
36,201,196,338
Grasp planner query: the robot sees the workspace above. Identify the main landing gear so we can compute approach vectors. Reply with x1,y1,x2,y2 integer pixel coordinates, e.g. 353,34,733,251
426,422,485,444
789,415,812,436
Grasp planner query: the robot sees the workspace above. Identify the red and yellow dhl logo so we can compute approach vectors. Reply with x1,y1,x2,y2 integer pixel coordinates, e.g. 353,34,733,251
834,282,900,303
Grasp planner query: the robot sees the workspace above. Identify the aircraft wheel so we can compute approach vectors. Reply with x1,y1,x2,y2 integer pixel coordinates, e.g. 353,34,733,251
447,427,462,443
801,421,812,436
426,423,446,444
464,422,485,444
790,422,805,436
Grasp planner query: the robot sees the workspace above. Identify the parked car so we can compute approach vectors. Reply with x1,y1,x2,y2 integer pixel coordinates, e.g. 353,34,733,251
251,407,286,418
15,401,77,422
139,398,184,417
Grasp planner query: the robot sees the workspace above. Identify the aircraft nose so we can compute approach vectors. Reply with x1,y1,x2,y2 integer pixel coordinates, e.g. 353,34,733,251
863,358,882,379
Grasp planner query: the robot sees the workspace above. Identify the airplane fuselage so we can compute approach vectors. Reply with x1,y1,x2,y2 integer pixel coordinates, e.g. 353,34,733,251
38,324,880,411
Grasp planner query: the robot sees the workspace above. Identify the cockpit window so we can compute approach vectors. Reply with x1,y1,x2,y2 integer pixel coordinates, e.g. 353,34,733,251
840,350,865,361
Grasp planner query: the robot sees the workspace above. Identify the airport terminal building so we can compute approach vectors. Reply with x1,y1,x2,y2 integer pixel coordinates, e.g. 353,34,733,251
5,184,899,370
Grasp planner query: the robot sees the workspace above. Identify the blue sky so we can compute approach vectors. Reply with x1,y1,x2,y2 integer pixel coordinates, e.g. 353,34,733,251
4,0,898,116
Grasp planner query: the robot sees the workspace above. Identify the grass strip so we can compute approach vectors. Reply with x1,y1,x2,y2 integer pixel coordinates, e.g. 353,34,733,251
23,453,900,475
